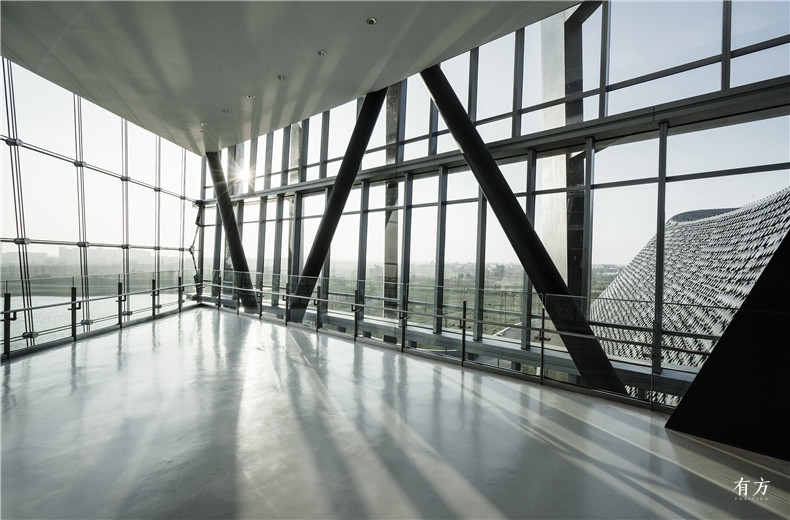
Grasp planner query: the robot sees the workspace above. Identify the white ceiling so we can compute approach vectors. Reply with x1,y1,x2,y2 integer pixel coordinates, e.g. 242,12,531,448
1,1,577,155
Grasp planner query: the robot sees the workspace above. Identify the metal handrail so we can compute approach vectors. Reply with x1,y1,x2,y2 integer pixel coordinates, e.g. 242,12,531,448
1,282,189,317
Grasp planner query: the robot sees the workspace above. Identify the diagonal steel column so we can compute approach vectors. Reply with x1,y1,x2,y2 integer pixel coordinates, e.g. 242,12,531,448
289,87,388,322
206,151,258,312
420,65,625,394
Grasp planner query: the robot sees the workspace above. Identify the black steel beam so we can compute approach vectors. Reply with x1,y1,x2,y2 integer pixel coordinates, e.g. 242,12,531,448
289,87,388,322
420,65,625,394
206,151,258,312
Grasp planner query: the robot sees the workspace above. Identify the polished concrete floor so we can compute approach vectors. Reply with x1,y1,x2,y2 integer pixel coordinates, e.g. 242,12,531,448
2,309,788,519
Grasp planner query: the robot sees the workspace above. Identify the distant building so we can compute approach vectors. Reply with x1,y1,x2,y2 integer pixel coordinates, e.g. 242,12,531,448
590,187,790,368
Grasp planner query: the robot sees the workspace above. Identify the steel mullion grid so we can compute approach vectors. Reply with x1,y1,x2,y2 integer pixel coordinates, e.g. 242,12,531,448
121,119,131,318
2,59,35,344
74,96,91,332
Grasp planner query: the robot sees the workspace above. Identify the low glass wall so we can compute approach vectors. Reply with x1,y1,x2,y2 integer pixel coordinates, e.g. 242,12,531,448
2,270,198,354
4,269,738,409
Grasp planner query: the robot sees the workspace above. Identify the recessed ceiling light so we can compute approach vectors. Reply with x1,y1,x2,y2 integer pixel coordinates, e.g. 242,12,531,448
245,94,255,99
200,122,208,127
222,109,229,114
277,74,287,80
366,17,377,25
317,49,327,56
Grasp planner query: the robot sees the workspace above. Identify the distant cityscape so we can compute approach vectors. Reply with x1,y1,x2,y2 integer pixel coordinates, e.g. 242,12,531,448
0,247,176,278
2,246,623,296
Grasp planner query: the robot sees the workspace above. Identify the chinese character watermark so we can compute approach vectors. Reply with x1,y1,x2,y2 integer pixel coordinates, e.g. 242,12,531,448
733,477,770,501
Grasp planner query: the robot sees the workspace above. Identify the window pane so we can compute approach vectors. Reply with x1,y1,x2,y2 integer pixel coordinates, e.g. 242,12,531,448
438,52,470,131
365,208,402,318
447,170,478,201
609,1,721,83
536,148,585,190
666,171,789,219
160,139,183,194
362,150,386,170
128,182,156,246
270,129,283,175
731,44,790,88
588,184,657,369
408,206,437,325
412,175,438,205
444,202,477,311
500,161,527,194
1,66,8,138
84,169,122,245
477,33,515,120
591,184,657,278
732,0,790,49
307,113,324,165
436,133,457,154
345,187,361,213
20,149,78,241
368,180,402,210
595,137,658,184
302,193,325,217
477,119,511,143
403,140,428,161
88,246,123,276
329,214,359,281
582,6,603,92
263,221,276,277
1,143,15,238
81,98,122,173
241,220,258,275
608,64,720,116
523,14,562,107
12,64,75,158
483,200,524,338
328,100,357,160
201,220,217,279
668,116,790,176
367,102,386,151
27,243,81,278
185,152,203,200
160,193,182,248
405,75,430,139
520,105,565,135
127,123,157,185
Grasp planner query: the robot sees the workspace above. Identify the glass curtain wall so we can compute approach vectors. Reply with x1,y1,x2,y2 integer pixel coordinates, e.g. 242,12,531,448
1,59,202,351
193,1,789,403
5,1,788,406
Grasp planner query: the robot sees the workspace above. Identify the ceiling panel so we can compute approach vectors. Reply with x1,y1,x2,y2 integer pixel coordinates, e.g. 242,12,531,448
2,1,578,155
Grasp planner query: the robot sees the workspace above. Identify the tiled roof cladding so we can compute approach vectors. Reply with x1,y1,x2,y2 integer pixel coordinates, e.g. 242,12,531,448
589,187,790,369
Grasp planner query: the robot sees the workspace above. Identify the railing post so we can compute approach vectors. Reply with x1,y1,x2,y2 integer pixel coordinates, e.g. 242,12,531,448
540,298,546,385
151,278,157,319
353,289,359,341
3,293,15,359
283,283,290,325
217,275,222,309
177,276,183,313
70,285,80,340
236,274,241,315
461,300,467,362
117,281,125,327
315,286,322,332
399,291,407,352
258,280,264,320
